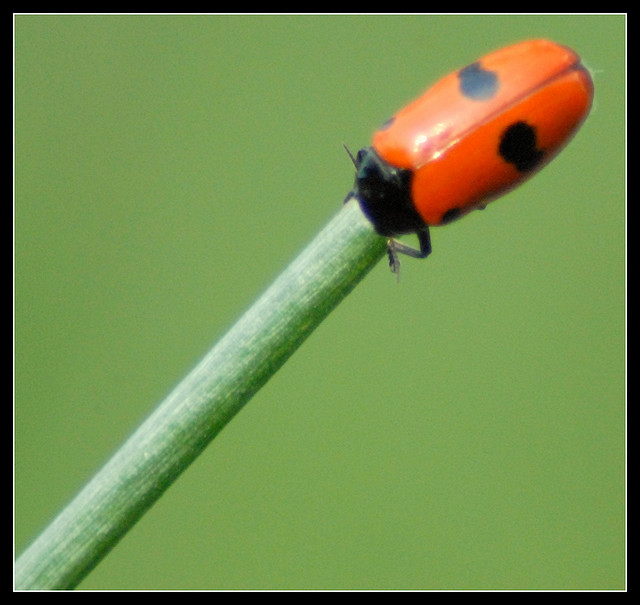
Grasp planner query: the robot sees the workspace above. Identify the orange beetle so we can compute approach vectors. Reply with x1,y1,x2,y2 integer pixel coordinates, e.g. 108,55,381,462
348,39,593,271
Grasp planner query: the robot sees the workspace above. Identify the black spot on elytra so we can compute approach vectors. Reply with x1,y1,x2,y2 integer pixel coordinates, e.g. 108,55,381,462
458,62,499,101
498,122,545,173
378,116,395,131
441,207,462,224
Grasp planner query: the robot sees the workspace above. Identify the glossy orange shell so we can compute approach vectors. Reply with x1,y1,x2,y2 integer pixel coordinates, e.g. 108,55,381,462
372,39,593,226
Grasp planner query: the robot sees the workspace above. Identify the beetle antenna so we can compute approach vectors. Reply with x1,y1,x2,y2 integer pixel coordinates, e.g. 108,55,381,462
343,144,358,168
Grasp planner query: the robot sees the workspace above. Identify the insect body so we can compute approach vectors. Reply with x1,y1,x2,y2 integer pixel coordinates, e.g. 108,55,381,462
348,39,594,271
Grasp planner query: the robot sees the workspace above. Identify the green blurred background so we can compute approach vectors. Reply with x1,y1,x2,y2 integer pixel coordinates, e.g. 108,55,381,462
15,15,625,590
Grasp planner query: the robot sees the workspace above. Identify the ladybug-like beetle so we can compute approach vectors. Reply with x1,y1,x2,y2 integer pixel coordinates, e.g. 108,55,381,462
347,39,593,272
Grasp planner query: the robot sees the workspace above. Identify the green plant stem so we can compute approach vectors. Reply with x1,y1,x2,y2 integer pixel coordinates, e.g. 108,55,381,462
15,198,388,590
